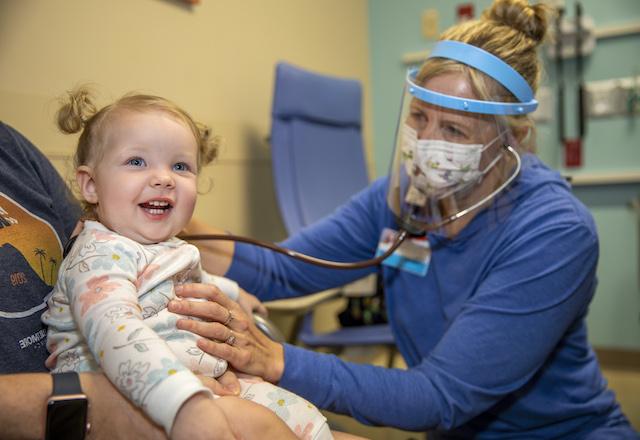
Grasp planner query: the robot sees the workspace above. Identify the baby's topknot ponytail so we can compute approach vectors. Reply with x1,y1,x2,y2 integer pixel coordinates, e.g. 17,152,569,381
56,86,98,134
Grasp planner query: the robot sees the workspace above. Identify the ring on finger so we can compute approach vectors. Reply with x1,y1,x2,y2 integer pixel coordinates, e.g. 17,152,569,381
222,310,233,326
225,332,236,346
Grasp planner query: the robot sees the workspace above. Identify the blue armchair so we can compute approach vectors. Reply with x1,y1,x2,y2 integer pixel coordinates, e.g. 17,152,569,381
268,62,396,365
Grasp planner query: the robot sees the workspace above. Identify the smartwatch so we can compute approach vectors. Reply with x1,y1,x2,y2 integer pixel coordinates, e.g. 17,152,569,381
45,372,90,440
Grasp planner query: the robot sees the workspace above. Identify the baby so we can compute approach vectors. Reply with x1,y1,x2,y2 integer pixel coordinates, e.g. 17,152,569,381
42,88,331,439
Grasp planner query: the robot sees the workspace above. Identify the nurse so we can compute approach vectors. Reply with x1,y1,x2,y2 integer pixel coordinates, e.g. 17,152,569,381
172,0,638,437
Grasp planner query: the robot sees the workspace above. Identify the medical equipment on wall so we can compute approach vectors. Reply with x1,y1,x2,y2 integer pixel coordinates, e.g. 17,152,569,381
553,2,591,168
184,40,537,269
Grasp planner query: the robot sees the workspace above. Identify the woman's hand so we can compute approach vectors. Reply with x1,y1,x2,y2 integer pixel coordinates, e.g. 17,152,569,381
168,284,285,383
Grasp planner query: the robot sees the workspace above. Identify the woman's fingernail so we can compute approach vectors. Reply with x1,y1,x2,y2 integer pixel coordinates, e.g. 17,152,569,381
175,285,184,295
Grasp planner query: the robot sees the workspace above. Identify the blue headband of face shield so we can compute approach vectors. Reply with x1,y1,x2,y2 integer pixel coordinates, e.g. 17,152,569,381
407,40,538,115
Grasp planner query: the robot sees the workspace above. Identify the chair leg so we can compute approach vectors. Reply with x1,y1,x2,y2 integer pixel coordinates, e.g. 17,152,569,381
386,345,396,369
288,314,305,344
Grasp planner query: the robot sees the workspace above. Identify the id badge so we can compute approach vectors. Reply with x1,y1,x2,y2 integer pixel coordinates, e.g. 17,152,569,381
375,228,430,276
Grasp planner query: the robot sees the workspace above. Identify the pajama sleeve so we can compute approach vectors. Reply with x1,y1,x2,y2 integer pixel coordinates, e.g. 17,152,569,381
200,270,240,301
63,233,211,434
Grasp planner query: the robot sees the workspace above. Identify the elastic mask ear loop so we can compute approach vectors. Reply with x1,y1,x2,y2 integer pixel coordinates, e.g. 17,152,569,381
478,130,509,173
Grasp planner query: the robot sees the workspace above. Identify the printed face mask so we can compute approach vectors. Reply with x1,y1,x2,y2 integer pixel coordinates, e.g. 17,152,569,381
402,124,503,197
400,123,417,175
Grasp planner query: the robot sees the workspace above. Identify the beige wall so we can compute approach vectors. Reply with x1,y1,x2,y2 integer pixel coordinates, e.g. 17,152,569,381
0,0,371,240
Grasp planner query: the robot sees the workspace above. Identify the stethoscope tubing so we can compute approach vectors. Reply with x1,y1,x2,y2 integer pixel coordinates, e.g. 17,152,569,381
183,145,520,270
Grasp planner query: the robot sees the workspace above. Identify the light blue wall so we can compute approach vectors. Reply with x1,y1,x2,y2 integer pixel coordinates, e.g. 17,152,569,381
369,0,640,174
370,0,493,176
368,0,640,348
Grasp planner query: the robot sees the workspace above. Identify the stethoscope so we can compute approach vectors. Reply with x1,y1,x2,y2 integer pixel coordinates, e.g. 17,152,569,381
182,145,521,270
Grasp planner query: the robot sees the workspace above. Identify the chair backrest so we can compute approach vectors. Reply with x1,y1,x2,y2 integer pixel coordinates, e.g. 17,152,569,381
270,62,369,234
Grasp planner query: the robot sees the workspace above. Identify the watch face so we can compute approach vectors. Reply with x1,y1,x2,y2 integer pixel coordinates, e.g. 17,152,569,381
45,397,88,440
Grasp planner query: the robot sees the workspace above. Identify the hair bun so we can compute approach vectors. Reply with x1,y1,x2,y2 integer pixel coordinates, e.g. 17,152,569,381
196,122,219,166
484,0,551,44
56,86,97,134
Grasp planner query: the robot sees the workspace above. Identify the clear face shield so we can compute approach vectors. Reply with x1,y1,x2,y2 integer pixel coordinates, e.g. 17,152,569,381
387,41,539,235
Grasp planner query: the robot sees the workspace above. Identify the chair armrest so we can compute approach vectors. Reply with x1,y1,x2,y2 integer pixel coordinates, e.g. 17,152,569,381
263,290,343,343
264,289,341,314
341,274,378,297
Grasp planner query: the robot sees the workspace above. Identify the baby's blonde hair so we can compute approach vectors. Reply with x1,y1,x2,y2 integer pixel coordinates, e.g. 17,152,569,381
417,0,554,152
57,86,219,216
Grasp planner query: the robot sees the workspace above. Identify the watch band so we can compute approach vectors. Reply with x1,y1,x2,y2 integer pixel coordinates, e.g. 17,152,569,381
52,372,83,395
47,372,89,440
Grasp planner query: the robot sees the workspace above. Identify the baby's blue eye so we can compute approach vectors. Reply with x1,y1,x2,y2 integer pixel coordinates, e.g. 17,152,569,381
127,157,146,167
173,162,190,172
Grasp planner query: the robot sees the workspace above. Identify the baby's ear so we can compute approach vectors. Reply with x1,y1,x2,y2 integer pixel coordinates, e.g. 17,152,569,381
76,166,99,204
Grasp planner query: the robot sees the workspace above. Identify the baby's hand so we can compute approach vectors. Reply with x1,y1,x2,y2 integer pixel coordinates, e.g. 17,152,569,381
198,370,240,396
